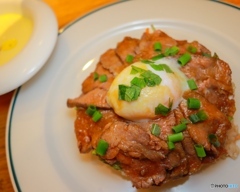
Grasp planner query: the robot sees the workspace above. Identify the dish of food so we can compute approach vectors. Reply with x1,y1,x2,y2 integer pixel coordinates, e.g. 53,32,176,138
67,28,239,189
0,0,57,95
7,0,240,191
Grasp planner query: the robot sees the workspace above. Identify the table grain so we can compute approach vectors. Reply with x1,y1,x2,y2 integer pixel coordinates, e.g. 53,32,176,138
0,0,239,191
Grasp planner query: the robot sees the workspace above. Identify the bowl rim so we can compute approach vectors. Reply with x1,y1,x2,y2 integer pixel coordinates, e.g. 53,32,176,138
0,0,58,95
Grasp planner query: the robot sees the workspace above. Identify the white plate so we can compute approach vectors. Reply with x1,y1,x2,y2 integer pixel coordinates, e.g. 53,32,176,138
0,0,57,95
6,0,240,191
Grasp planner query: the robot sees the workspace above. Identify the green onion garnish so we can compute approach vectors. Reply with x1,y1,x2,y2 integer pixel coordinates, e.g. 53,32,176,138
151,124,161,136
86,105,97,116
99,74,108,82
202,52,211,58
141,59,155,64
168,132,184,143
208,134,220,147
187,98,201,109
130,77,146,89
118,84,140,102
164,46,179,56
92,110,103,122
189,113,200,123
93,72,99,81
130,65,146,74
140,70,162,87
178,53,191,66
126,54,134,63
149,64,164,71
187,79,198,90
187,45,197,53
155,103,171,116
180,118,189,124
112,163,121,170
154,42,162,51
96,139,109,156
172,123,187,133
196,110,208,121
189,110,208,123
167,141,175,150
194,144,206,158
151,53,165,61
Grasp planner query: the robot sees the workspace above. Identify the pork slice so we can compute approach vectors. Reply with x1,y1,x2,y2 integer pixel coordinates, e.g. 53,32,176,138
100,49,125,76
136,30,177,59
180,91,231,152
181,55,235,116
82,62,114,94
101,122,168,161
74,109,121,153
176,40,211,55
67,88,110,109
115,36,139,63
117,153,167,189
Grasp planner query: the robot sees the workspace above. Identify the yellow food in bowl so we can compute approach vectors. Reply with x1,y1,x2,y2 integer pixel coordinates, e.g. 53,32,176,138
0,13,33,66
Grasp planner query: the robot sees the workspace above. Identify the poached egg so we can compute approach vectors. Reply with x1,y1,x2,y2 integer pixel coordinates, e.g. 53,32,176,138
107,57,189,121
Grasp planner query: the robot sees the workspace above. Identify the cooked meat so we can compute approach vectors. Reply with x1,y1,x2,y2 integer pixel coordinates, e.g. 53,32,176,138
67,29,238,188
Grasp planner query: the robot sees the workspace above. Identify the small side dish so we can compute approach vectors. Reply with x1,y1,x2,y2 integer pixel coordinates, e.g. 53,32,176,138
67,28,239,189
0,0,57,95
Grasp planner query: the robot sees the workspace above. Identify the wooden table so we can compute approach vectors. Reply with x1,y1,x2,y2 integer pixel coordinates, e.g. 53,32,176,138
0,0,239,191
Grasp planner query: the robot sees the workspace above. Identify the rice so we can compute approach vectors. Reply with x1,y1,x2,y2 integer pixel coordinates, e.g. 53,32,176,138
224,122,240,159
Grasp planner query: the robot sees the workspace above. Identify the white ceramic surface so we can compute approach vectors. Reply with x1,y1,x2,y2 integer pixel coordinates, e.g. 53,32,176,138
0,0,58,95
6,0,240,192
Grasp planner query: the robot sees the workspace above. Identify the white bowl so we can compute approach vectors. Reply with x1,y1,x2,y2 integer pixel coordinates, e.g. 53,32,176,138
0,0,58,95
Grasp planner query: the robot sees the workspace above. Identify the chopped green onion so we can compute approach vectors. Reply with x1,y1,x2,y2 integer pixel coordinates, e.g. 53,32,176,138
168,132,184,143
187,98,201,109
154,42,162,51
92,149,96,155
155,103,171,116
141,59,154,64
130,65,146,74
92,110,103,122
189,113,200,123
164,46,179,56
197,110,208,121
151,24,156,32
149,64,164,71
187,45,197,53
213,52,219,59
162,64,174,73
130,77,146,89
126,54,134,63
172,123,187,133
202,52,211,57
141,70,162,87
151,124,161,136
178,53,191,66
96,139,109,156
93,72,99,81
118,84,140,102
208,134,220,147
187,79,198,90
194,144,206,158
189,110,208,123
99,74,108,82
112,163,121,170
86,105,97,116
167,141,175,150
151,53,165,61
180,118,189,124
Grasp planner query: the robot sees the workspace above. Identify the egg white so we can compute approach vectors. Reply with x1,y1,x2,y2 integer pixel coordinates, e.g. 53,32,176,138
107,57,189,121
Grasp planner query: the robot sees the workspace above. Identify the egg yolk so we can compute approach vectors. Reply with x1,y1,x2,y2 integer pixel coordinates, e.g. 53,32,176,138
0,13,33,66
107,58,189,121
